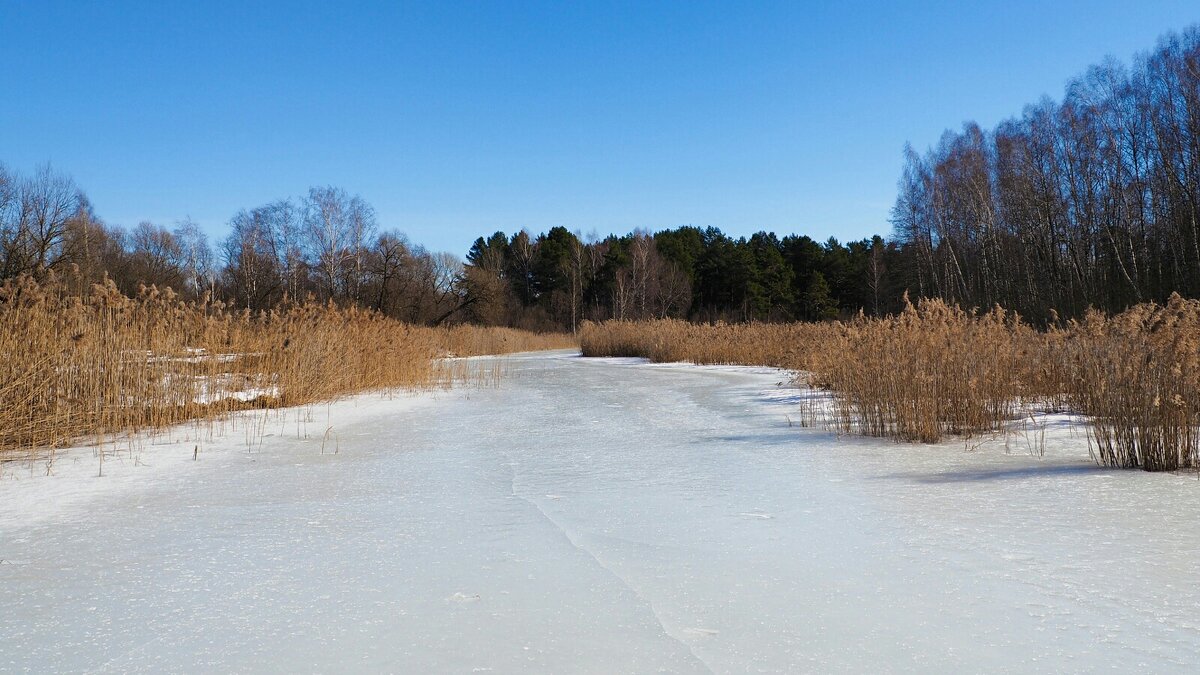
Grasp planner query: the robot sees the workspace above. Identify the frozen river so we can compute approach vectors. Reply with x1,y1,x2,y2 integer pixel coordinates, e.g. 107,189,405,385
3,350,1200,673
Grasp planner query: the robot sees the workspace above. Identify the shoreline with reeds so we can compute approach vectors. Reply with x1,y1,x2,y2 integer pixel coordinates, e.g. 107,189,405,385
580,296,1200,473
0,276,576,461
11,269,1200,475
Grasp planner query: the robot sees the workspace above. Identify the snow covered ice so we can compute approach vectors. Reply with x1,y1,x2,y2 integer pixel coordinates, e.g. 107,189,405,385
3,350,1200,673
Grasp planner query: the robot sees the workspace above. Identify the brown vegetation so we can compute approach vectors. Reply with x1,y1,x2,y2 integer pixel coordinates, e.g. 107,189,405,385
578,318,815,369
809,300,1037,442
0,275,574,459
1062,295,1200,471
435,324,577,359
581,297,1200,471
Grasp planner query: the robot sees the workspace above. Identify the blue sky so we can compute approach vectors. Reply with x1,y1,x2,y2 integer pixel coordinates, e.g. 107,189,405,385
2,1,1197,255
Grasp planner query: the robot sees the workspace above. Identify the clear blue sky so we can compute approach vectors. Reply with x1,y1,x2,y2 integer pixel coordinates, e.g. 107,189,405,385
2,1,1197,256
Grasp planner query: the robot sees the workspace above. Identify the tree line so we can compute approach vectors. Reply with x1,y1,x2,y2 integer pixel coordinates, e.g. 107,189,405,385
0,159,910,330
460,227,909,330
0,165,464,325
894,26,1200,322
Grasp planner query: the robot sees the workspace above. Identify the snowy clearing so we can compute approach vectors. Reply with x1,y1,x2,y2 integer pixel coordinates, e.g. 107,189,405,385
3,350,1200,673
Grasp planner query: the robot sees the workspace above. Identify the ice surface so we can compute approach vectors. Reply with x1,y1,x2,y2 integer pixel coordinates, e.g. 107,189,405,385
3,350,1200,673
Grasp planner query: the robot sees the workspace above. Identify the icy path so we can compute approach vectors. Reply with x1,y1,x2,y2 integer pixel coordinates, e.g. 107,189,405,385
3,350,1200,673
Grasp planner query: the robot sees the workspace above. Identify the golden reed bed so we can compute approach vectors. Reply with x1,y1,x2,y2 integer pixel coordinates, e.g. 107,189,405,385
581,296,1200,472
0,276,574,458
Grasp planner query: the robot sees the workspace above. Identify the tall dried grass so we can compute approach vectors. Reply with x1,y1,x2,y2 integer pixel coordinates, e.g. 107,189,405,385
582,303,1037,442
809,300,1038,442
436,324,577,358
0,275,575,459
581,298,1200,471
1062,294,1200,471
579,319,816,370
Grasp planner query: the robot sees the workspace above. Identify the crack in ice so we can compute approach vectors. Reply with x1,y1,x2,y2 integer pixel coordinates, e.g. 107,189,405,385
504,456,716,675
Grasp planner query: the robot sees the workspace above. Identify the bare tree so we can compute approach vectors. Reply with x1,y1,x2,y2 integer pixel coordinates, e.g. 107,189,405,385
0,164,84,278
366,230,411,315
565,231,587,332
304,186,348,301
346,195,376,303
261,199,305,302
174,218,215,298
303,186,376,302
222,208,278,309
128,221,184,289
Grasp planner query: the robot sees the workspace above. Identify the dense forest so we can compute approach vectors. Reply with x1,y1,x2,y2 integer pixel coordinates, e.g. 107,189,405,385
4,26,1200,330
459,227,905,329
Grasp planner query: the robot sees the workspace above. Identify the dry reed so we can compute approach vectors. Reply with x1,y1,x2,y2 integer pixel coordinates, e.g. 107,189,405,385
1061,294,1200,470
581,297,1200,471
435,324,577,358
582,303,1036,443
579,318,816,370
808,300,1036,442
0,275,575,459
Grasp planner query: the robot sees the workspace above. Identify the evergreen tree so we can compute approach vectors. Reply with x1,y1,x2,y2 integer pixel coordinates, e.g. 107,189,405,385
802,271,838,321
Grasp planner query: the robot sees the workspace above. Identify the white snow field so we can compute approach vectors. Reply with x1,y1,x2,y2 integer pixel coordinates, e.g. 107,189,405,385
3,350,1200,673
